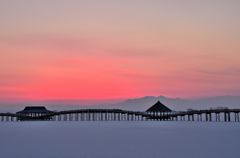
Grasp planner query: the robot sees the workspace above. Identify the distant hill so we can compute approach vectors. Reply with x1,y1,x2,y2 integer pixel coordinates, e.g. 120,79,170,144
114,96,240,111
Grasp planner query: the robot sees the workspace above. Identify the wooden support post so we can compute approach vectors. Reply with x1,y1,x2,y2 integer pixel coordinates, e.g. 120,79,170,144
110,113,112,121
205,113,208,122
102,113,104,121
79,113,82,121
83,113,85,121
119,113,122,121
228,112,231,122
58,115,61,121
82,113,85,121
51,116,55,121
237,113,240,122
106,112,109,121
224,112,227,122
87,113,90,121
64,114,67,121
235,113,237,122
76,113,79,121
88,113,91,121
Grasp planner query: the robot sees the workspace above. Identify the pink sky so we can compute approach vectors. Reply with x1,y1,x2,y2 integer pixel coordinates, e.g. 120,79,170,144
0,0,240,102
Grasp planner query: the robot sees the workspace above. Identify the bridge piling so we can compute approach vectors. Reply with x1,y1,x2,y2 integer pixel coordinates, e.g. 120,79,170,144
63,114,67,121
205,113,208,122
228,112,231,122
215,113,218,122
87,113,90,121
58,115,61,121
81,113,84,121
237,113,240,122
224,112,227,122
98,112,103,121
105,112,107,121
75,113,79,121
92,113,95,121
52,116,56,121
224,112,230,122
174,116,177,121
234,113,237,122
209,113,212,122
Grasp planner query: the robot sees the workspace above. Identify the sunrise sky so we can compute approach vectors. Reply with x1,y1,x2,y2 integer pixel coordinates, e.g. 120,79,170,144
0,0,240,102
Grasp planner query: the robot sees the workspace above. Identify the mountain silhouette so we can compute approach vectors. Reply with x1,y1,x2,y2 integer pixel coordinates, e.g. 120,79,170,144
115,96,240,111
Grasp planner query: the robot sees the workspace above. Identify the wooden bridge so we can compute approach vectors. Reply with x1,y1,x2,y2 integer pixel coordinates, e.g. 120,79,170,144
0,108,240,122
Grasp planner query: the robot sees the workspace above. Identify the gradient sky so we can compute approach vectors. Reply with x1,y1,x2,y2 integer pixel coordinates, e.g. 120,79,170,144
0,0,240,102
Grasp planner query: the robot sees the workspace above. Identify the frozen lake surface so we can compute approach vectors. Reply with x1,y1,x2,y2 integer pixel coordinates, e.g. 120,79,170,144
0,121,239,158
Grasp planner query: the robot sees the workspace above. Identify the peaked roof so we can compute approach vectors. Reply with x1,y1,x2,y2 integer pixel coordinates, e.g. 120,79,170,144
17,106,53,114
146,101,172,112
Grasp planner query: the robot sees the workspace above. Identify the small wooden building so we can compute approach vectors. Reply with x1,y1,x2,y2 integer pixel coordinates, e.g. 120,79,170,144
16,106,53,120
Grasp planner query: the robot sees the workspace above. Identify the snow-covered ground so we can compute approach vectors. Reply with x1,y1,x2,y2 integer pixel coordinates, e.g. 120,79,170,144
0,121,239,158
